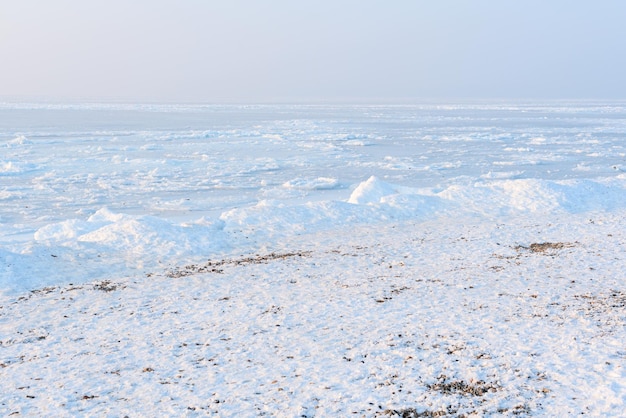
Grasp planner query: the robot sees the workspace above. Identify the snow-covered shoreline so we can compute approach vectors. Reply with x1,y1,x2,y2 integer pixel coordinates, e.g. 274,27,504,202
4,173,626,297
1,103,626,415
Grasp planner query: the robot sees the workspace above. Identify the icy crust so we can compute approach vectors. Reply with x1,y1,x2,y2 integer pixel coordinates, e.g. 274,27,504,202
1,175,626,295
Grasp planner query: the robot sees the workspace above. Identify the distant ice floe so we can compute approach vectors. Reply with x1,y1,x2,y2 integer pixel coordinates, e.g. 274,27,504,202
282,177,340,190
480,170,525,179
7,135,31,146
343,139,368,146
0,161,38,175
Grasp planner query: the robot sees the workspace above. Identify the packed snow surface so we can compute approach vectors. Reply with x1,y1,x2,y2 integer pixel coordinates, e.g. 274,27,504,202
1,102,626,416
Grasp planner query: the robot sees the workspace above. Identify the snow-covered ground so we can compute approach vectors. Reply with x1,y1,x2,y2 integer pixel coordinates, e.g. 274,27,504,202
1,102,625,416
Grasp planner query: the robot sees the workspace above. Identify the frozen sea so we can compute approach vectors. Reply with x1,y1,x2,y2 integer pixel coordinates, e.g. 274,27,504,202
3,102,626,293
1,102,626,416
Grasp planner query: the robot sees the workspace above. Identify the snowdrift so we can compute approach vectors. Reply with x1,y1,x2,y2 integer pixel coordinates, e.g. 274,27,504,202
2,175,626,295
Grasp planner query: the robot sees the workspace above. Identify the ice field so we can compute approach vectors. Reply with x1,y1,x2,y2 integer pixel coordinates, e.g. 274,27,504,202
1,102,626,416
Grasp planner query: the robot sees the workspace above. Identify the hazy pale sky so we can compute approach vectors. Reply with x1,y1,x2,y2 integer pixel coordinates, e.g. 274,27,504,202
1,1,625,102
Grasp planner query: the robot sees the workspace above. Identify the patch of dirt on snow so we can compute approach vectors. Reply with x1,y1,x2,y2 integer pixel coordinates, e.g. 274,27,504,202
378,405,458,417
426,375,499,397
376,375,509,418
575,290,626,308
515,241,576,254
93,280,122,292
166,251,311,278
574,289,626,328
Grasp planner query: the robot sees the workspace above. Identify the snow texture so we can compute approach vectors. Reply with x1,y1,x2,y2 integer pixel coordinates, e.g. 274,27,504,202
1,103,626,416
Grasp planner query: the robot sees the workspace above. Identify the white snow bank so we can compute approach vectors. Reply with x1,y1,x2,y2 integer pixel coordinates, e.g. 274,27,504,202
221,175,626,245
0,208,231,294
220,199,381,238
438,177,626,215
349,175,626,217
34,208,227,259
438,179,563,215
4,176,626,296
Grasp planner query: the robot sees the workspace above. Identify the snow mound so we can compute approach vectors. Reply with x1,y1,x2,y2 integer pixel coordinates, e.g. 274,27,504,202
223,175,626,240
348,176,410,204
33,208,227,271
222,178,447,240
438,179,563,215
346,176,447,218
220,200,370,238
348,176,395,204
439,178,626,215
347,176,626,217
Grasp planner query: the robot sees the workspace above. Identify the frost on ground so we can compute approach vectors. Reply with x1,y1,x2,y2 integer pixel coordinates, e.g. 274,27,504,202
1,211,625,417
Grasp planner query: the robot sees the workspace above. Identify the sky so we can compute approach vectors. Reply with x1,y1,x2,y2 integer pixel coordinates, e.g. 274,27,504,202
1,1,625,103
